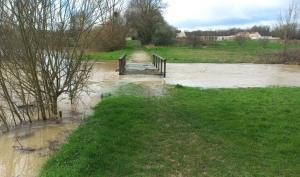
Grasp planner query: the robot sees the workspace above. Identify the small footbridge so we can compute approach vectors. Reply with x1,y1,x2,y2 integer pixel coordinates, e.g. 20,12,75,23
118,51,166,77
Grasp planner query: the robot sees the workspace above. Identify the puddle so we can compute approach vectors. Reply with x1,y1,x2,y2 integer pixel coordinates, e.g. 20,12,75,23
1,61,300,177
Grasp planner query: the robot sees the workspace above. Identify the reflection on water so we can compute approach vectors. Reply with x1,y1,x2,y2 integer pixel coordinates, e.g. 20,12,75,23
1,62,300,177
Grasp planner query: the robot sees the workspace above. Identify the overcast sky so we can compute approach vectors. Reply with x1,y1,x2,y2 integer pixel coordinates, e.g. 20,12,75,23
162,0,292,31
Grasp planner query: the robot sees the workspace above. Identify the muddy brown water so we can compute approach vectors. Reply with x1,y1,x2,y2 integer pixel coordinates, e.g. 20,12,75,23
1,62,300,177
166,63,300,88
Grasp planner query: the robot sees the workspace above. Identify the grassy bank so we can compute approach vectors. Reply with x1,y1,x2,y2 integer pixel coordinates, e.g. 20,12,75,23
147,40,299,63
40,86,300,177
86,40,143,61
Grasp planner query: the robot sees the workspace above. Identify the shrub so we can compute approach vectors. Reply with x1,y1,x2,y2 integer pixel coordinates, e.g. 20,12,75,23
186,35,207,48
89,23,127,52
260,37,270,48
153,24,176,46
235,36,248,47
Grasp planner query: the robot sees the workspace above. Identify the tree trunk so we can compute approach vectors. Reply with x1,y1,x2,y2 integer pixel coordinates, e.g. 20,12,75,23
51,95,58,119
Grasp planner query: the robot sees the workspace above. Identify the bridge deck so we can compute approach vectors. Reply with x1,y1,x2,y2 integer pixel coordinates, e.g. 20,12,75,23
119,51,166,77
125,63,160,75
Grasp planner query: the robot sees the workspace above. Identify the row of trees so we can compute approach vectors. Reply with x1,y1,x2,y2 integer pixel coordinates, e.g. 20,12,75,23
88,0,299,50
87,0,176,51
0,0,120,131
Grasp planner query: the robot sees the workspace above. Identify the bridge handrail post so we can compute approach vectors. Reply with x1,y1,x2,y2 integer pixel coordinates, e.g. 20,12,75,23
153,54,166,77
118,54,127,75
160,59,163,75
164,59,166,78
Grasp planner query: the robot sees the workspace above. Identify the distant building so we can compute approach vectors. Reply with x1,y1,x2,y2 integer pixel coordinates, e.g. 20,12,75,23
261,36,281,40
217,35,236,41
176,31,187,38
177,31,280,42
249,32,262,40
236,32,262,40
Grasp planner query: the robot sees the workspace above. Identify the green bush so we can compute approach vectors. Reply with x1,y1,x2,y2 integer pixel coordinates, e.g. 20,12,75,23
153,23,176,46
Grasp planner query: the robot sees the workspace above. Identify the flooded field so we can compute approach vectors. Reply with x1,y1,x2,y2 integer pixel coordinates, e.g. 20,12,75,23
1,62,300,177
0,62,165,177
0,121,78,177
166,63,300,88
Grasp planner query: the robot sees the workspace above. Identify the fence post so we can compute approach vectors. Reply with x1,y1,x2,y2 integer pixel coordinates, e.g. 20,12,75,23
119,54,126,75
118,59,122,75
160,59,163,75
164,59,167,78
152,55,154,65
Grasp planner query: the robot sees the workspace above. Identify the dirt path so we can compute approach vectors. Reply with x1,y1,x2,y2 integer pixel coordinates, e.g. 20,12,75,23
128,50,151,63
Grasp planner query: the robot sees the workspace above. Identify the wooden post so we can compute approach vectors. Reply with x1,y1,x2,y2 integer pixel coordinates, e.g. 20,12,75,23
118,54,126,75
152,55,154,65
59,111,62,119
118,59,122,75
164,59,167,78
153,55,154,65
160,59,163,75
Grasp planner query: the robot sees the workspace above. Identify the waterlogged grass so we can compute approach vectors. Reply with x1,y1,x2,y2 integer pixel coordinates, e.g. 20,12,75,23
86,40,143,61
147,40,299,63
40,86,300,177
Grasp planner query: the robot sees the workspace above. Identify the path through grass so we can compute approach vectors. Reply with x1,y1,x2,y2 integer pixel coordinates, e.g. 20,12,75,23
86,40,143,61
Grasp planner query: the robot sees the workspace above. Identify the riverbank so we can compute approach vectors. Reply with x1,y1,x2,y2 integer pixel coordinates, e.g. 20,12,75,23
40,86,300,177
147,40,300,63
86,40,300,64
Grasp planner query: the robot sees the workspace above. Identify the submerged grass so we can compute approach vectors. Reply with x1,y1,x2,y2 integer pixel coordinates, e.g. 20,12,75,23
40,86,300,177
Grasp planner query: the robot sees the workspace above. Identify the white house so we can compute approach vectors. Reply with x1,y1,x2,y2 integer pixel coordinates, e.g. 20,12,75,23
236,32,262,40
176,31,187,38
249,32,262,40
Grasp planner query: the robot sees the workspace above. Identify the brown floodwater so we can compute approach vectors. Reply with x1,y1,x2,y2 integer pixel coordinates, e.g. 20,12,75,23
0,62,165,177
0,121,78,177
166,63,300,88
1,62,300,177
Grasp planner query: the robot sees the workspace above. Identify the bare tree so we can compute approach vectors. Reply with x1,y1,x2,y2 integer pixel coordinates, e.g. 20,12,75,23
0,0,119,128
90,0,127,51
278,0,299,55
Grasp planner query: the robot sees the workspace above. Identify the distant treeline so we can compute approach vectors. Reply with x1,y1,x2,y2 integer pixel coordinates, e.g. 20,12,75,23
184,25,300,40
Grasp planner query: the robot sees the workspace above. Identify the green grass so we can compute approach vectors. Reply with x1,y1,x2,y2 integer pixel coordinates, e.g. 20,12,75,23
40,86,300,177
147,40,299,63
86,40,143,61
